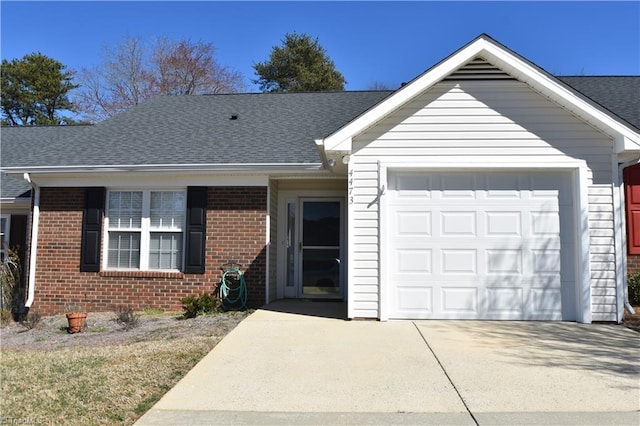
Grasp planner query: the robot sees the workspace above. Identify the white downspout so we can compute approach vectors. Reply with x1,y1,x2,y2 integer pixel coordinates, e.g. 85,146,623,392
265,182,271,305
23,173,40,308
618,159,639,315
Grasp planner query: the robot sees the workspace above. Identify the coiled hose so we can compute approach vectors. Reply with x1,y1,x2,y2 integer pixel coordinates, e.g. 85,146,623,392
218,266,248,310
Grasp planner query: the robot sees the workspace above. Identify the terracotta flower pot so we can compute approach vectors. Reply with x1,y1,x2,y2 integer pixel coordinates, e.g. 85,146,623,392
66,312,87,334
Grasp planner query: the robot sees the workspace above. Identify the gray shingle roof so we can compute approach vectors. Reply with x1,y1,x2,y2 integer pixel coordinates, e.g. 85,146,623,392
559,76,640,132
0,78,638,172
1,126,93,198
1,175,31,200
1,92,392,168
1,125,94,167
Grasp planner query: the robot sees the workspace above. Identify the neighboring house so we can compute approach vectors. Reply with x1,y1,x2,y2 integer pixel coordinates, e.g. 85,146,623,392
0,175,30,264
1,34,639,322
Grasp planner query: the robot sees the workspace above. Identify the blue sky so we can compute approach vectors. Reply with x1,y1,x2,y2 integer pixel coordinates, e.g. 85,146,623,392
1,1,639,92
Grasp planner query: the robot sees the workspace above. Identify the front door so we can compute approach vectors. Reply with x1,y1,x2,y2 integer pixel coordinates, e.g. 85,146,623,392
283,198,344,298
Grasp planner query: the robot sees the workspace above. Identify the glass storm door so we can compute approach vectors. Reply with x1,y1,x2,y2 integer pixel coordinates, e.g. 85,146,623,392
299,199,343,297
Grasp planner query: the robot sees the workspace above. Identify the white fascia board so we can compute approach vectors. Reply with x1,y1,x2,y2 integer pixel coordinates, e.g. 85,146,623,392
27,174,270,188
618,135,640,154
0,197,31,205
2,164,325,187
1,163,323,174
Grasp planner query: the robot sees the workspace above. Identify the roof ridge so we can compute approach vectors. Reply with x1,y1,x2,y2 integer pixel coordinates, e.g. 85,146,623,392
558,75,640,78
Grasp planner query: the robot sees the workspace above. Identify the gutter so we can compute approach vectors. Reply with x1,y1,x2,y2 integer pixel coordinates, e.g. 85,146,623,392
23,173,39,309
2,162,324,175
618,158,639,316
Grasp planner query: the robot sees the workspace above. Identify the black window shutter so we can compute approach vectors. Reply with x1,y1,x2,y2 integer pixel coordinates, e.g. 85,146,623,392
80,187,105,272
185,186,207,274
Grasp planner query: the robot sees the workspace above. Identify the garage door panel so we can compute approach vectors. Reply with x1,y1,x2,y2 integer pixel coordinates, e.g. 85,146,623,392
441,211,477,236
397,286,433,313
396,211,432,235
440,175,477,199
486,212,522,236
393,174,432,195
487,287,524,315
397,249,432,274
531,288,563,312
387,170,575,320
531,212,560,235
441,287,478,314
531,249,561,273
486,249,523,274
441,249,477,274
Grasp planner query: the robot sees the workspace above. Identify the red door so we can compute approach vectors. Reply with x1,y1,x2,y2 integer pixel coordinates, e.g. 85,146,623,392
624,165,640,254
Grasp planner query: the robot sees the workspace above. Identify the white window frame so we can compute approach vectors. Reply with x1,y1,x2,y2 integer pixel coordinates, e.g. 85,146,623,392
1,214,10,262
104,189,186,272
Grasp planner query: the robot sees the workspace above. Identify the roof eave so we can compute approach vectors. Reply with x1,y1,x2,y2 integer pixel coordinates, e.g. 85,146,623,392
1,162,325,175
0,197,31,204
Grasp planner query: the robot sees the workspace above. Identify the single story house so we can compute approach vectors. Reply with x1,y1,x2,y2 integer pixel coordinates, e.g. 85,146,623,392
2,34,639,322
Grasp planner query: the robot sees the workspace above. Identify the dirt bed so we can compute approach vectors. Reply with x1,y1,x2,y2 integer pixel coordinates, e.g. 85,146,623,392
0,310,251,352
622,305,640,332
3,306,636,352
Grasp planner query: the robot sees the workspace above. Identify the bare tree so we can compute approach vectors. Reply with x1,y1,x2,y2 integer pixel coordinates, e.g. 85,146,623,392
74,37,153,121
75,37,245,122
366,81,394,91
151,38,244,95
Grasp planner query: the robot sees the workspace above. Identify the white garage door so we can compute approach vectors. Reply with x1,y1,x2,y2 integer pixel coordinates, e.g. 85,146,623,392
387,171,576,320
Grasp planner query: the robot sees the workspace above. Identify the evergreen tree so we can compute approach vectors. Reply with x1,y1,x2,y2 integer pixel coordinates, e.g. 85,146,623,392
1,53,78,126
253,33,346,93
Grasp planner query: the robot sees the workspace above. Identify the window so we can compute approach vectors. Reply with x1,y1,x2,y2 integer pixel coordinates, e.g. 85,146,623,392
0,215,10,262
106,190,186,270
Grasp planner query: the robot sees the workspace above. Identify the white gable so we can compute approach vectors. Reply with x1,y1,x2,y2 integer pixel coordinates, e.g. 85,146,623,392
321,35,640,155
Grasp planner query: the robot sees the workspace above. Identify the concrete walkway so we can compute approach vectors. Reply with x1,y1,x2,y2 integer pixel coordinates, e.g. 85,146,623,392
137,300,640,425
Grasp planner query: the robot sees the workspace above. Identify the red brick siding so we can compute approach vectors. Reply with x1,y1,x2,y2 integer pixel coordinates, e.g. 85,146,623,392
33,186,267,315
627,254,640,275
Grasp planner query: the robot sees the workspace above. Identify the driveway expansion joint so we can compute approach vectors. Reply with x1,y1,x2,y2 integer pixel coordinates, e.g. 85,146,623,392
413,321,479,426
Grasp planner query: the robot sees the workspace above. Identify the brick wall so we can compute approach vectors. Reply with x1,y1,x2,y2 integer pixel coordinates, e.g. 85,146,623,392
628,254,640,275
33,186,267,315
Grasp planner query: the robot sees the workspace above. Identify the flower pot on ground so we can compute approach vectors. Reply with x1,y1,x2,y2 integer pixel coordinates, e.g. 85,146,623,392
66,312,87,334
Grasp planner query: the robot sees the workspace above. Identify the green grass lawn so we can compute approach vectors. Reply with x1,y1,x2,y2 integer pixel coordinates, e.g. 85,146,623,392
1,335,220,425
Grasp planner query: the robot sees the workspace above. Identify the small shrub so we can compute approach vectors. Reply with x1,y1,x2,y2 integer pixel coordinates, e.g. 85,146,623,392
114,306,140,330
0,309,12,326
19,310,42,330
0,249,21,313
628,273,640,306
197,293,218,313
180,293,219,318
180,296,199,319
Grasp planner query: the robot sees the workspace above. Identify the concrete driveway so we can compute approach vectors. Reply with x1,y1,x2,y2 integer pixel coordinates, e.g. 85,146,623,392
137,300,639,425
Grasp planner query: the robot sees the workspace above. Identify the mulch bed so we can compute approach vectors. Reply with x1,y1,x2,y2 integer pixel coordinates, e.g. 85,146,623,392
0,310,251,351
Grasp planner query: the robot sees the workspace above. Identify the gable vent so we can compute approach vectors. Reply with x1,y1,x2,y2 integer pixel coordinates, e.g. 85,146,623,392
444,57,515,81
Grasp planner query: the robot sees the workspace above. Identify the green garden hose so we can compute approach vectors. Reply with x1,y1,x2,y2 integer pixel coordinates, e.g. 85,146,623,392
219,266,248,310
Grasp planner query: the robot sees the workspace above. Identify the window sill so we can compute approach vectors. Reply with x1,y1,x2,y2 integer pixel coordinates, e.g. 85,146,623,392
100,270,184,279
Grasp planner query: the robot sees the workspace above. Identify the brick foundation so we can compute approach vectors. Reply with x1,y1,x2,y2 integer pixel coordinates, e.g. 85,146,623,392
628,254,640,275
32,186,267,315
